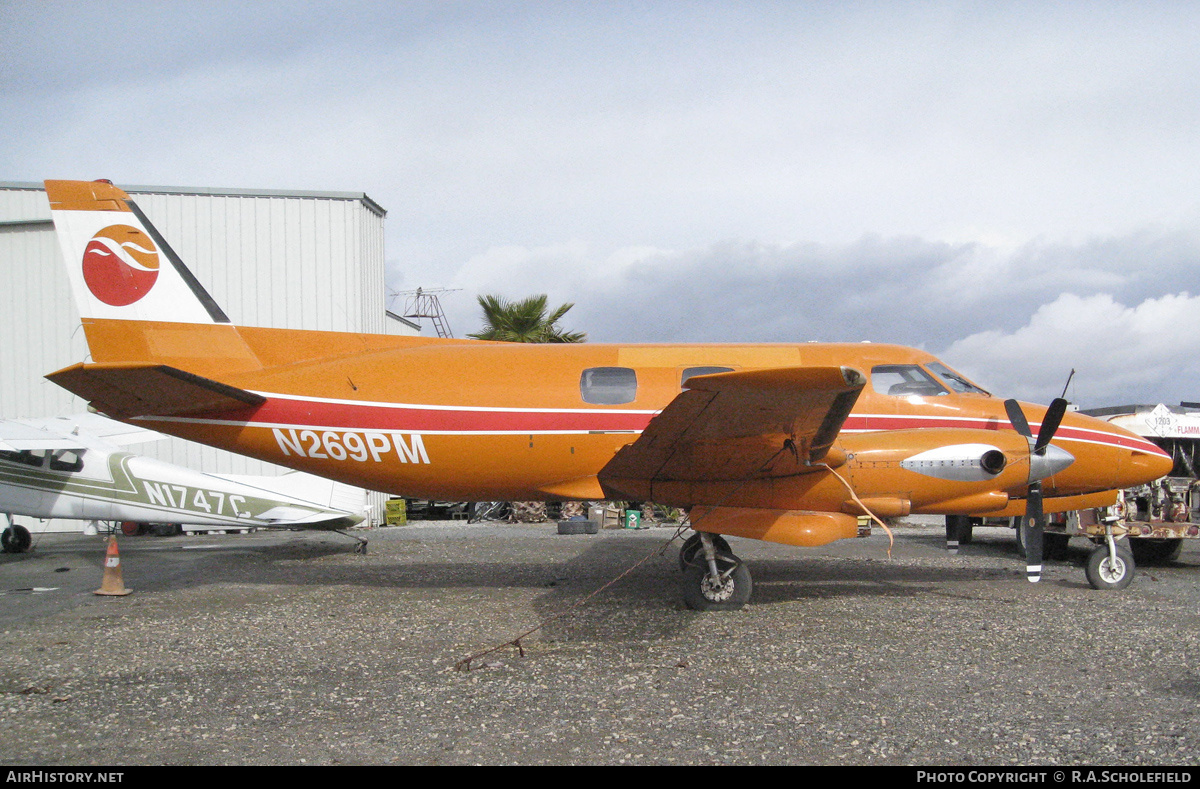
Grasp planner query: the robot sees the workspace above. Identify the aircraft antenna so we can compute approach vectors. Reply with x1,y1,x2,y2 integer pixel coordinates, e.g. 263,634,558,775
1060,368,1076,400
389,287,461,338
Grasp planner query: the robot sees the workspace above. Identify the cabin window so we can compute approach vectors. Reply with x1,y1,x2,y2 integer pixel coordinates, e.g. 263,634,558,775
49,449,84,473
0,449,46,467
927,362,990,395
580,367,638,405
871,365,949,397
681,366,735,389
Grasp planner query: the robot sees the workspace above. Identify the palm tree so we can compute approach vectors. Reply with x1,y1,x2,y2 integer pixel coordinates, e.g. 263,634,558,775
468,293,587,522
467,294,587,343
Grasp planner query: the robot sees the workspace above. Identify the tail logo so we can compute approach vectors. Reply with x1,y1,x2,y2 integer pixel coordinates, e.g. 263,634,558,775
81,225,160,306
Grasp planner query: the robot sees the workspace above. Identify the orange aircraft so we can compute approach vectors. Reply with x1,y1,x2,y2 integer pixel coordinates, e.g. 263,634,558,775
41,179,1173,609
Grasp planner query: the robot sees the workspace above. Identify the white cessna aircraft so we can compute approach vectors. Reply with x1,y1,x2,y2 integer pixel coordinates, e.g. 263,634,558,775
0,412,364,553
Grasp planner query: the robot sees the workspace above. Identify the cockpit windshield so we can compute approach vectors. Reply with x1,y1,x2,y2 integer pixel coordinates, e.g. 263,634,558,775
871,365,949,397
927,362,990,395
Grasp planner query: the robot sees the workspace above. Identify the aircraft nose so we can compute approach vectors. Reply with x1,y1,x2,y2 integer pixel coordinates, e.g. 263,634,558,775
1120,437,1174,487
1055,411,1173,492
1095,418,1174,489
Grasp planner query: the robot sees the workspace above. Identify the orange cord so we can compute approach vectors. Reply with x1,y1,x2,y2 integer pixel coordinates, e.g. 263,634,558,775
821,463,894,558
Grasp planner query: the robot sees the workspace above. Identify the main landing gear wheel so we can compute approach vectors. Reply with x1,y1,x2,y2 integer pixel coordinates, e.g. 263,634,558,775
2,524,32,554
682,548,751,611
944,515,975,552
678,532,731,571
1085,543,1135,591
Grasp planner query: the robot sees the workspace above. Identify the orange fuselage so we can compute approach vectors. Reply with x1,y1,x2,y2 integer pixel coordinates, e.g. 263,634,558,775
74,318,1172,522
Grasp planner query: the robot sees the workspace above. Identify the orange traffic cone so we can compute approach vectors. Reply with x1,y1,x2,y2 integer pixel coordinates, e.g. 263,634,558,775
94,535,132,596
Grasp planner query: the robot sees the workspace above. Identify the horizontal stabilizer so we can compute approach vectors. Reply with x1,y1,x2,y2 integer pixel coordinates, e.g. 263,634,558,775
254,506,364,530
46,362,265,419
211,470,367,515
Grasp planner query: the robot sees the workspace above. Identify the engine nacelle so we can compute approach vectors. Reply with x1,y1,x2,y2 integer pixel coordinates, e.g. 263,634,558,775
901,444,1008,481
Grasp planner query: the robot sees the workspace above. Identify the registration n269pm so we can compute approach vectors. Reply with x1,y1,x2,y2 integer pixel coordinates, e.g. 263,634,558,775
272,428,430,464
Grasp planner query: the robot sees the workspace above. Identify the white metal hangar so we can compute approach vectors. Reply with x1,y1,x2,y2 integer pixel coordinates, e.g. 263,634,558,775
0,180,419,527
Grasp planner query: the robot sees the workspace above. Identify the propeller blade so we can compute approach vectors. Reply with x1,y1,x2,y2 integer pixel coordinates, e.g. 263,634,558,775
1034,398,1069,454
1005,399,1032,439
1024,482,1044,583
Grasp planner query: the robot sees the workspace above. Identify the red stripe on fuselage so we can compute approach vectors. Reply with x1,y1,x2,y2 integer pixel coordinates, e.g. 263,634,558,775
840,415,1167,456
150,393,1166,457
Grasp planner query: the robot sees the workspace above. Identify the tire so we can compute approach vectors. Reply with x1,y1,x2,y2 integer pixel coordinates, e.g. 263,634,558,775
1,524,32,554
1085,544,1135,591
945,515,971,548
678,532,732,570
557,520,588,535
1130,538,1183,566
682,552,752,611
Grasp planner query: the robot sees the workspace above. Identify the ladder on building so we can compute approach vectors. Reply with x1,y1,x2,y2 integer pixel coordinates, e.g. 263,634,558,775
390,288,459,338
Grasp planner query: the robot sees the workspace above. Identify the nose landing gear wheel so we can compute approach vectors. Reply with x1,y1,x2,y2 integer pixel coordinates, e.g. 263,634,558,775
1085,543,1135,590
682,551,752,611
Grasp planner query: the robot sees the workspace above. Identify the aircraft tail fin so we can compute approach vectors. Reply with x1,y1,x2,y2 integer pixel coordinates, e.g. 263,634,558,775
45,180,230,324
45,180,262,374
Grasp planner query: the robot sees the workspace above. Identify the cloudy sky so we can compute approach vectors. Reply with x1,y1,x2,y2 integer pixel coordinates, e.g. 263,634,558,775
4,1,1199,407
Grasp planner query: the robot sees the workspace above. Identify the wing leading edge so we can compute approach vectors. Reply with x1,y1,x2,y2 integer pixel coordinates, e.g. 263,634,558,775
599,365,866,501
0,413,165,453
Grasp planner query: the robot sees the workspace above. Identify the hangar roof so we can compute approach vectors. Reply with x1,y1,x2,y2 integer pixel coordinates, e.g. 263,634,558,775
0,180,386,219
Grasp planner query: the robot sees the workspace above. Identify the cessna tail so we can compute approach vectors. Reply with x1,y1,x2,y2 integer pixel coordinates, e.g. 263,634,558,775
42,179,1174,608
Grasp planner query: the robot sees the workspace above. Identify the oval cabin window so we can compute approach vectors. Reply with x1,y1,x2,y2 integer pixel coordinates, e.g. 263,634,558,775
580,367,638,405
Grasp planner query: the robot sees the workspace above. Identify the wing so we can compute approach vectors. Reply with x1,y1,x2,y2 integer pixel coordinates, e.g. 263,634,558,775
45,362,265,418
0,420,87,452
14,413,166,447
599,366,865,498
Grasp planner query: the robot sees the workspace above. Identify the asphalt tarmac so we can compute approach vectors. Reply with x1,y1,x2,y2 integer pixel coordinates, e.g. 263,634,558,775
2,519,1199,766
